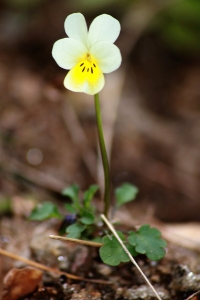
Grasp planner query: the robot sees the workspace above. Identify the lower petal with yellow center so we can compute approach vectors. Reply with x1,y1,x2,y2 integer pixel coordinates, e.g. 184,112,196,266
64,56,105,95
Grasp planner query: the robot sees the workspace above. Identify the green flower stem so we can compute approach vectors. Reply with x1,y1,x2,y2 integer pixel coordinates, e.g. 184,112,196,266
94,93,110,218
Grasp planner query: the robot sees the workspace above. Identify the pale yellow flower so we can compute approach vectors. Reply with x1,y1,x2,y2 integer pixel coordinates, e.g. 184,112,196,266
52,13,121,95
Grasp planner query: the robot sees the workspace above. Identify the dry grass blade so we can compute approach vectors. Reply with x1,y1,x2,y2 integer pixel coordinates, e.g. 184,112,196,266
49,235,102,247
101,214,163,300
184,290,200,300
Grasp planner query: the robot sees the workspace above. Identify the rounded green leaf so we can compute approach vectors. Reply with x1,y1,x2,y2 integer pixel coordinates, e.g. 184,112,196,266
62,184,79,200
66,223,85,239
29,202,62,221
99,235,137,266
80,211,95,225
115,183,139,208
83,184,99,208
65,203,77,214
128,225,167,261
62,184,80,209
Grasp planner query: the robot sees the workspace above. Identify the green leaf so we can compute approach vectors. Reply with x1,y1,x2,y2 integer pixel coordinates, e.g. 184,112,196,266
66,223,85,239
65,203,77,214
92,236,103,244
80,210,95,225
62,184,79,201
115,183,139,208
29,202,62,221
83,184,98,209
99,234,137,266
62,184,80,208
128,225,167,261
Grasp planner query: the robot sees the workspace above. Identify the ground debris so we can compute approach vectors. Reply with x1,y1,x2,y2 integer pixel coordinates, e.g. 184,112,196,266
115,285,170,300
2,267,42,300
71,288,101,300
171,264,200,292
30,230,92,274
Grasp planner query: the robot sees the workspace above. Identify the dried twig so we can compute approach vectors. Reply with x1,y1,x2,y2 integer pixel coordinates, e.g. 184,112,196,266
0,248,109,284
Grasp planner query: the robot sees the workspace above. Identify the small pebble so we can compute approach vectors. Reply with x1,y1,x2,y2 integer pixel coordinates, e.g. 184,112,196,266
115,285,170,299
171,264,200,291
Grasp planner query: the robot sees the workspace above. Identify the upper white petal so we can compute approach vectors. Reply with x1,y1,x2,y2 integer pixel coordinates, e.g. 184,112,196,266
90,41,122,73
52,38,87,70
64,13,88,46
87,14,120,48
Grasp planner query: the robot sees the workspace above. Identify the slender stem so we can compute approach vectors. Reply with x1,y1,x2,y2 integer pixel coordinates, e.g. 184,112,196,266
94,93,110,217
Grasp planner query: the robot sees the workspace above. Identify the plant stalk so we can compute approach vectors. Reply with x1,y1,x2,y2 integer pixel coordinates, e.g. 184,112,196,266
94,93,110,217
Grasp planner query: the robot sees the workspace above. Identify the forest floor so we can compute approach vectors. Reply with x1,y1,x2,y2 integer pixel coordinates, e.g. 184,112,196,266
1,2,200,299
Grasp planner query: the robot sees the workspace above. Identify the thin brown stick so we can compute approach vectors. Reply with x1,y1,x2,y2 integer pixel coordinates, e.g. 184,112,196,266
0,248,109,284
49,235,102,247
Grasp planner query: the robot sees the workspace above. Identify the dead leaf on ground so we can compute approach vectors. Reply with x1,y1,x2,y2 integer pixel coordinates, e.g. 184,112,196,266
2,267,42,300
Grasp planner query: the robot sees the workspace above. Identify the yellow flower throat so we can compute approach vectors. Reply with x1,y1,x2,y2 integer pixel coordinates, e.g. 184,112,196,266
70,53,103,87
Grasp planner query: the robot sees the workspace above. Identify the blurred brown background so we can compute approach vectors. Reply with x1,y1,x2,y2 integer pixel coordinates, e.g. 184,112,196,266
1,0,200,222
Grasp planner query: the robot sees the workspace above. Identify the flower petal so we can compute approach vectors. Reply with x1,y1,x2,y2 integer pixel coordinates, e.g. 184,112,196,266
64,60,105,95
87,14,120,47
90,41,122,73
64,13,88,45
52,38,87,70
